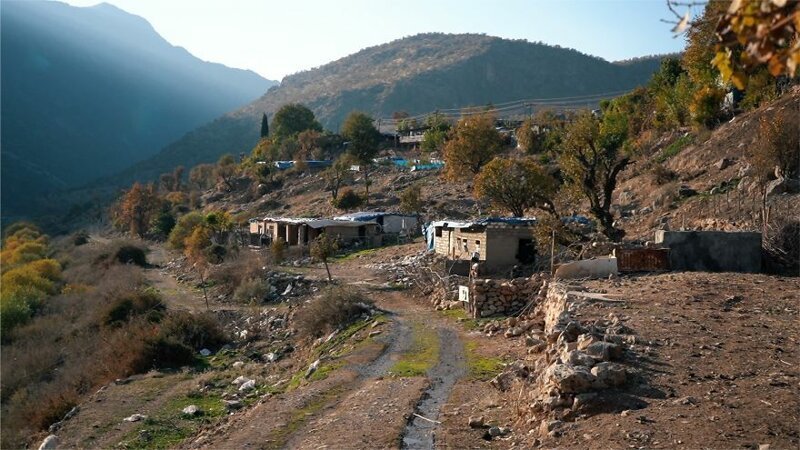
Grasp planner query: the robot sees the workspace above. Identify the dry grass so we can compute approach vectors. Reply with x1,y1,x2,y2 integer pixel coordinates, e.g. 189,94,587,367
295,287,373,338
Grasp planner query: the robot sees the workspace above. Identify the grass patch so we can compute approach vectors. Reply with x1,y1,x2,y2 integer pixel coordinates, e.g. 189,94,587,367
464,341,505,381
389,322,439,377
656,134,693,163
438,308,488,331
331,247,378,262
263,386,347,450
117,392,226,449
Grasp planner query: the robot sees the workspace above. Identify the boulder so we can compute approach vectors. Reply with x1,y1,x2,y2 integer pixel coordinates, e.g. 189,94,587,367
305,359,320,379
591,362,627,388
38,435,58,450
123,413,147,422
238,379,256,391
584,342,623,361
572,392,598,410
468,416,485,428
576,334,599,351
565,350,596,368
547,364,595,394
182,405,202,416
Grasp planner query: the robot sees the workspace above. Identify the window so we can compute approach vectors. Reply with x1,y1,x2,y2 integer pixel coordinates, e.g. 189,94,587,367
435,227,442,237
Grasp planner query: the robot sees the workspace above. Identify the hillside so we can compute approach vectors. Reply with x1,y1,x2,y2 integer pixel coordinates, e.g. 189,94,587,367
0,1,276,220
117,33,664,185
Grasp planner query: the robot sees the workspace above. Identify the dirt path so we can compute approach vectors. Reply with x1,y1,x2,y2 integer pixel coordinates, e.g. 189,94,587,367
198,245,470,449
143,245,212,312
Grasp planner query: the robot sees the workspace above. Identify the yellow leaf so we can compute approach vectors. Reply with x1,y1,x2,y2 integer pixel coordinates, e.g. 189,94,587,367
731,72,747,90
768,56,785,76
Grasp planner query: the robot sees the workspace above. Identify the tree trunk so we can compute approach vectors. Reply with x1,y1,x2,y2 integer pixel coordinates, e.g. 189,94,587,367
198,270,210,310
323,260,332,282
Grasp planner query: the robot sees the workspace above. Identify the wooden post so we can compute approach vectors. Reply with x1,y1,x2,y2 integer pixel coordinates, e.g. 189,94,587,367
550,230,556,275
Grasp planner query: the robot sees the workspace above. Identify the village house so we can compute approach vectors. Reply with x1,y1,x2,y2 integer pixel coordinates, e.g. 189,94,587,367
249,216,381,248
426,217,538,272
333,211,420,236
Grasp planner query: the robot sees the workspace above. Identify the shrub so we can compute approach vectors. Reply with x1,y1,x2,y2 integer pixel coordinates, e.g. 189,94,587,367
332,188,364,211
271,238,286,263
168,212,204,250
751,113,800,182
690,86,726,129
295,286,373,338
113,245,148,267
102,289,165,327
233,278,270,304
158,311,227,351
72,231,90,246
651,164,677,184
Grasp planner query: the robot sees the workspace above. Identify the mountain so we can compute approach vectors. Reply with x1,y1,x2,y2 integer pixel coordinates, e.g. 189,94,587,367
121,33,666,184
1,1,276,219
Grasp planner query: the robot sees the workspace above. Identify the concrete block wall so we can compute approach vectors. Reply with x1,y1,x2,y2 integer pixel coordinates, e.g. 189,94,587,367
655,230,762,273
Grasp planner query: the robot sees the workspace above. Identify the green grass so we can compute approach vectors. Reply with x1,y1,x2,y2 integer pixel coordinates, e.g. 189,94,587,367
389,322,439,377
464,341,505,381
656,134,693,163
438,308,487,331
331,247,378,262
263,385,348,450
117,393,226,449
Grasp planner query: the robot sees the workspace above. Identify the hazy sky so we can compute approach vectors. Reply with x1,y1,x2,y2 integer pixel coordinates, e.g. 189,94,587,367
58,0,690,81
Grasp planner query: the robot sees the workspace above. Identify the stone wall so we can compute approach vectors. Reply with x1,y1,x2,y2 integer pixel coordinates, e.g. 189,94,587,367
655,230,762,273
468,274,549,318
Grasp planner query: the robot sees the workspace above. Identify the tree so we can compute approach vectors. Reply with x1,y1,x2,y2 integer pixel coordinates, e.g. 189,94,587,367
184,226,213,309
172,166,185,191
260,113,269,138
557,109,631,241
342,112,380,163
399,184,422,215
189,164,216,190
442,113,503,180
216,154,237,191
474,157,560,218
271,238,286,263
310,233,339,282
204,210,233,243
420,112,451,153
272,103,322,141
297,129,322,160
342,111,380,203
112,182,161,237
713,0,800,87
323,156,352,200
168,211,204,249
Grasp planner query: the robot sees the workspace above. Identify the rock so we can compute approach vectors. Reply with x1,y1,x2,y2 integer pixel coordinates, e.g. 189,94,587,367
591,362,627,388
547,364,595,394
672,396,698,405
123,413,147,422
490,371,516,391
199,348,212,357
232,375,248,385
182,405,202,416
715,158,732,170
576,334,599,351
505,327,523,338
38,435,58,450
572,392,598,410
488,426,504,437
584,342,623,361
368,330,382,337
468,416,485,428
539,419,563,435
232,361,244,369
224,399,242,410
759,444,771,450
238,379,256,391
565,350,596,368
305,359,320,379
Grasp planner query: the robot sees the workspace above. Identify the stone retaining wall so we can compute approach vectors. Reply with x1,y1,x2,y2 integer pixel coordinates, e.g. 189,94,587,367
468,274,549,318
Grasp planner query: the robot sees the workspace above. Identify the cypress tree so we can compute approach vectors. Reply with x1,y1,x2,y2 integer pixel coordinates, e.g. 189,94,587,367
260,113,269,138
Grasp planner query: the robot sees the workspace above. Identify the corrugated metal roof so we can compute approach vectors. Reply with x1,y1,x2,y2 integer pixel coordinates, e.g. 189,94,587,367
334,211,419,221
304,219,378,229
428,217,537,229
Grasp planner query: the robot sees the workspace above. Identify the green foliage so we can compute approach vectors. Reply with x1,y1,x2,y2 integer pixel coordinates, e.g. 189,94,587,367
690,86,726,129
168,212,204,250
102,290,166,327
740,68,779,111
474,157,559,218
310,233,339,281
342,111,380,164
272,103,322,141
399,184,422,214
443,113,503,179
152,209,177,239
331,188,364,211
260,112,269,138
420,112,451,153
270,238,286,263
656,134,693,163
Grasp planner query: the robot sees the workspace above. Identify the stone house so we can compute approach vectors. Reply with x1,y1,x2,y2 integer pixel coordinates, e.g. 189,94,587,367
249,217,380,247
333,211,420,235
426,218,538,272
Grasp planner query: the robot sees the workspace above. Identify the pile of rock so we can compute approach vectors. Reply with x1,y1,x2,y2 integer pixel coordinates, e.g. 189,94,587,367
263,271,317,301
369,251,445,289
470,274,549,318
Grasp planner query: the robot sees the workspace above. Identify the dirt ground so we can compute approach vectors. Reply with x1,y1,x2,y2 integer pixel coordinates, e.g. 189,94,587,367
530,272,800,450
48,240,799,450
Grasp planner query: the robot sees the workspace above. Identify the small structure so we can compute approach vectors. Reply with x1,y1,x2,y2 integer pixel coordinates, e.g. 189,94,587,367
249,217,381,247
334,211,420,236
613,247,671,273
427,218,537,272
654,230,762,273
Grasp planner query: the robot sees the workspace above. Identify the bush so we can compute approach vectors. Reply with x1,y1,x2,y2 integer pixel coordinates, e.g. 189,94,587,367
72,231,89,246
690,86,726,129
168,212,204,249
332,188,364,211
113,245,148,267
271,238,286,263
295,286,373,338
234,278,270,304
158,311,227,351
102,289,165,327
651,164,677,184
208,252,263,295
